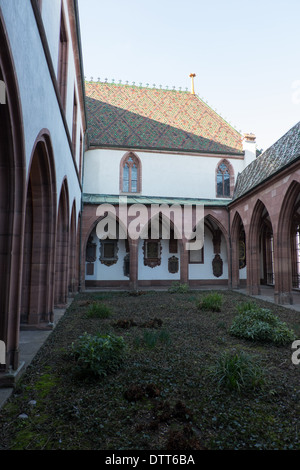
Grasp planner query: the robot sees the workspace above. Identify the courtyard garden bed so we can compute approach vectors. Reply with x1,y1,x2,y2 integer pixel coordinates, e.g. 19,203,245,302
0,288,300,450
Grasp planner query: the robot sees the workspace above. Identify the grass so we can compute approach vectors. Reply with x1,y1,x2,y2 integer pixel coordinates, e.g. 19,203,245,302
0,289,300,450
85,302,113,318
208,349,266,393
197,292,223,312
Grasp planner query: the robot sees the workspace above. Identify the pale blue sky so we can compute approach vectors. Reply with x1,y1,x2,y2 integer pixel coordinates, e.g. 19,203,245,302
78,0,300,151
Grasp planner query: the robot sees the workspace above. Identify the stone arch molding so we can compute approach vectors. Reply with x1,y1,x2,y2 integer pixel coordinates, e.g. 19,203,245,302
0,11,26,374
216,158,235,197
276,180,300,302
95,206,128,241
21,131,57,325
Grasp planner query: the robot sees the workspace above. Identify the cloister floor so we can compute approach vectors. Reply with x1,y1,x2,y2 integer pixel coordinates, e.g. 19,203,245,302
0,287,300,450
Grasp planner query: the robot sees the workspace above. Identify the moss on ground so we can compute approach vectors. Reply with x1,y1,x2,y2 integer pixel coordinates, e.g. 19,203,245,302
0,290,300,450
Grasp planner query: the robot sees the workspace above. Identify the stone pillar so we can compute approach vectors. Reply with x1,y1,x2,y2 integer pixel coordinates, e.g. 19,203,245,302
129,239,139,290
246,235,261,296
274,232,293,304
180,238,189,284
231,236,240,289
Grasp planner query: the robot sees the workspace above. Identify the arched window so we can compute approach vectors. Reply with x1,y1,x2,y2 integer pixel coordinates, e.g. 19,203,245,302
216,160,233,197
120,152,141,193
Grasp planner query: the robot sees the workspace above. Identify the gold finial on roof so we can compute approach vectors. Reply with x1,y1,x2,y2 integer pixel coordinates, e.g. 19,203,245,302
189,73,196,94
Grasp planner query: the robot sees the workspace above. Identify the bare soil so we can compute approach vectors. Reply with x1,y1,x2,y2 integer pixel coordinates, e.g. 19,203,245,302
0,289,300,450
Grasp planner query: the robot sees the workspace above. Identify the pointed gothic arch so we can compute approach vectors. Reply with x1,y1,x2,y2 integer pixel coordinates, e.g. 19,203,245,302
231,211,247,288
137,211,183,285
54,178,70,307
120,151,142,193
82,210,131,288
248,199,274,295
68,199,77,294
276,180,300,304
21,132,57,325
0,14,26,372
216,159,235,198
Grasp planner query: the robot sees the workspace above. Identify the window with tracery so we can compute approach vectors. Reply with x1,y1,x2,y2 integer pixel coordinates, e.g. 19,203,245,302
120,153,141,193
216,160,231,197
57,5,69,110
292,224,300,288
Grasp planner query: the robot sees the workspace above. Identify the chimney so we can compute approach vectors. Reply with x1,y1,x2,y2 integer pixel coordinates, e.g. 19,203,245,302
243,133,257,167
189,73,196,94
244,133,256,143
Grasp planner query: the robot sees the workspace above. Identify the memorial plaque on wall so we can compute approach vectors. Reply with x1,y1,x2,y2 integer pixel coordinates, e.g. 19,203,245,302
100,240,119,266
86,236,97,263
86,263,94,276
123,253,130,277
143,240,162,268
239,240,246,269
212,254,223,278
168,256,179,274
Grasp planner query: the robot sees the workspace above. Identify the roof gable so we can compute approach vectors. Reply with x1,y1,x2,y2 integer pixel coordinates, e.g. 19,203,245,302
85,81,243,155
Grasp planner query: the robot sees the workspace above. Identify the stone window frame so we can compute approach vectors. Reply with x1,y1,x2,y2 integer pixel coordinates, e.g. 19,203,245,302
72,88,78,156
216,159,235,198
57,3,69,111
188,247,204,264
120,151,142,194
291,201,300,288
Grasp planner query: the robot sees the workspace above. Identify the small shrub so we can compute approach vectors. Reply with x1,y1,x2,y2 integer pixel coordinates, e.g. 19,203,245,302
86,302,112,318
198,293,223,312
168,282,189,293
71,332,126,377
135,329,171,349
208,350,265,394
236,301,258,314
230,307,295,345
143,330,158,349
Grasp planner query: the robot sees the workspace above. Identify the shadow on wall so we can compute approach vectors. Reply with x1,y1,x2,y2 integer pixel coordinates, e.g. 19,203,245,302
85,96,243,156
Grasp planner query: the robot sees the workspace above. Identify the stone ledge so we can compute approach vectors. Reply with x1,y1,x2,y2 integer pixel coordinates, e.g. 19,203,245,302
0,361,25,389
20,322,54,331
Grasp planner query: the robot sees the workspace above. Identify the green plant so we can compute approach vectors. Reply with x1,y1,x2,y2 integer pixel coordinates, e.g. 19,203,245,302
135,329,171,349
168,282,189,293
236,301,258,314
230,307,295,345
86,302,112,318
34,372,58,399
208,350,265,393
198,292,223,312
71,332,126,377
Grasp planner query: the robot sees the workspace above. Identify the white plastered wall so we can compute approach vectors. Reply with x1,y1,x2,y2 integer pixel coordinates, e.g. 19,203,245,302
83,148,247,200
85,226,230,282
189,226,228,280
85,229,128,282
137,239,180,281
0,0,84,218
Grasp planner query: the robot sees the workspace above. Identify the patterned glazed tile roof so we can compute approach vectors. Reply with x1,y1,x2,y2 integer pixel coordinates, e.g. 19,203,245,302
85,81,243,155
233,121,300,200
